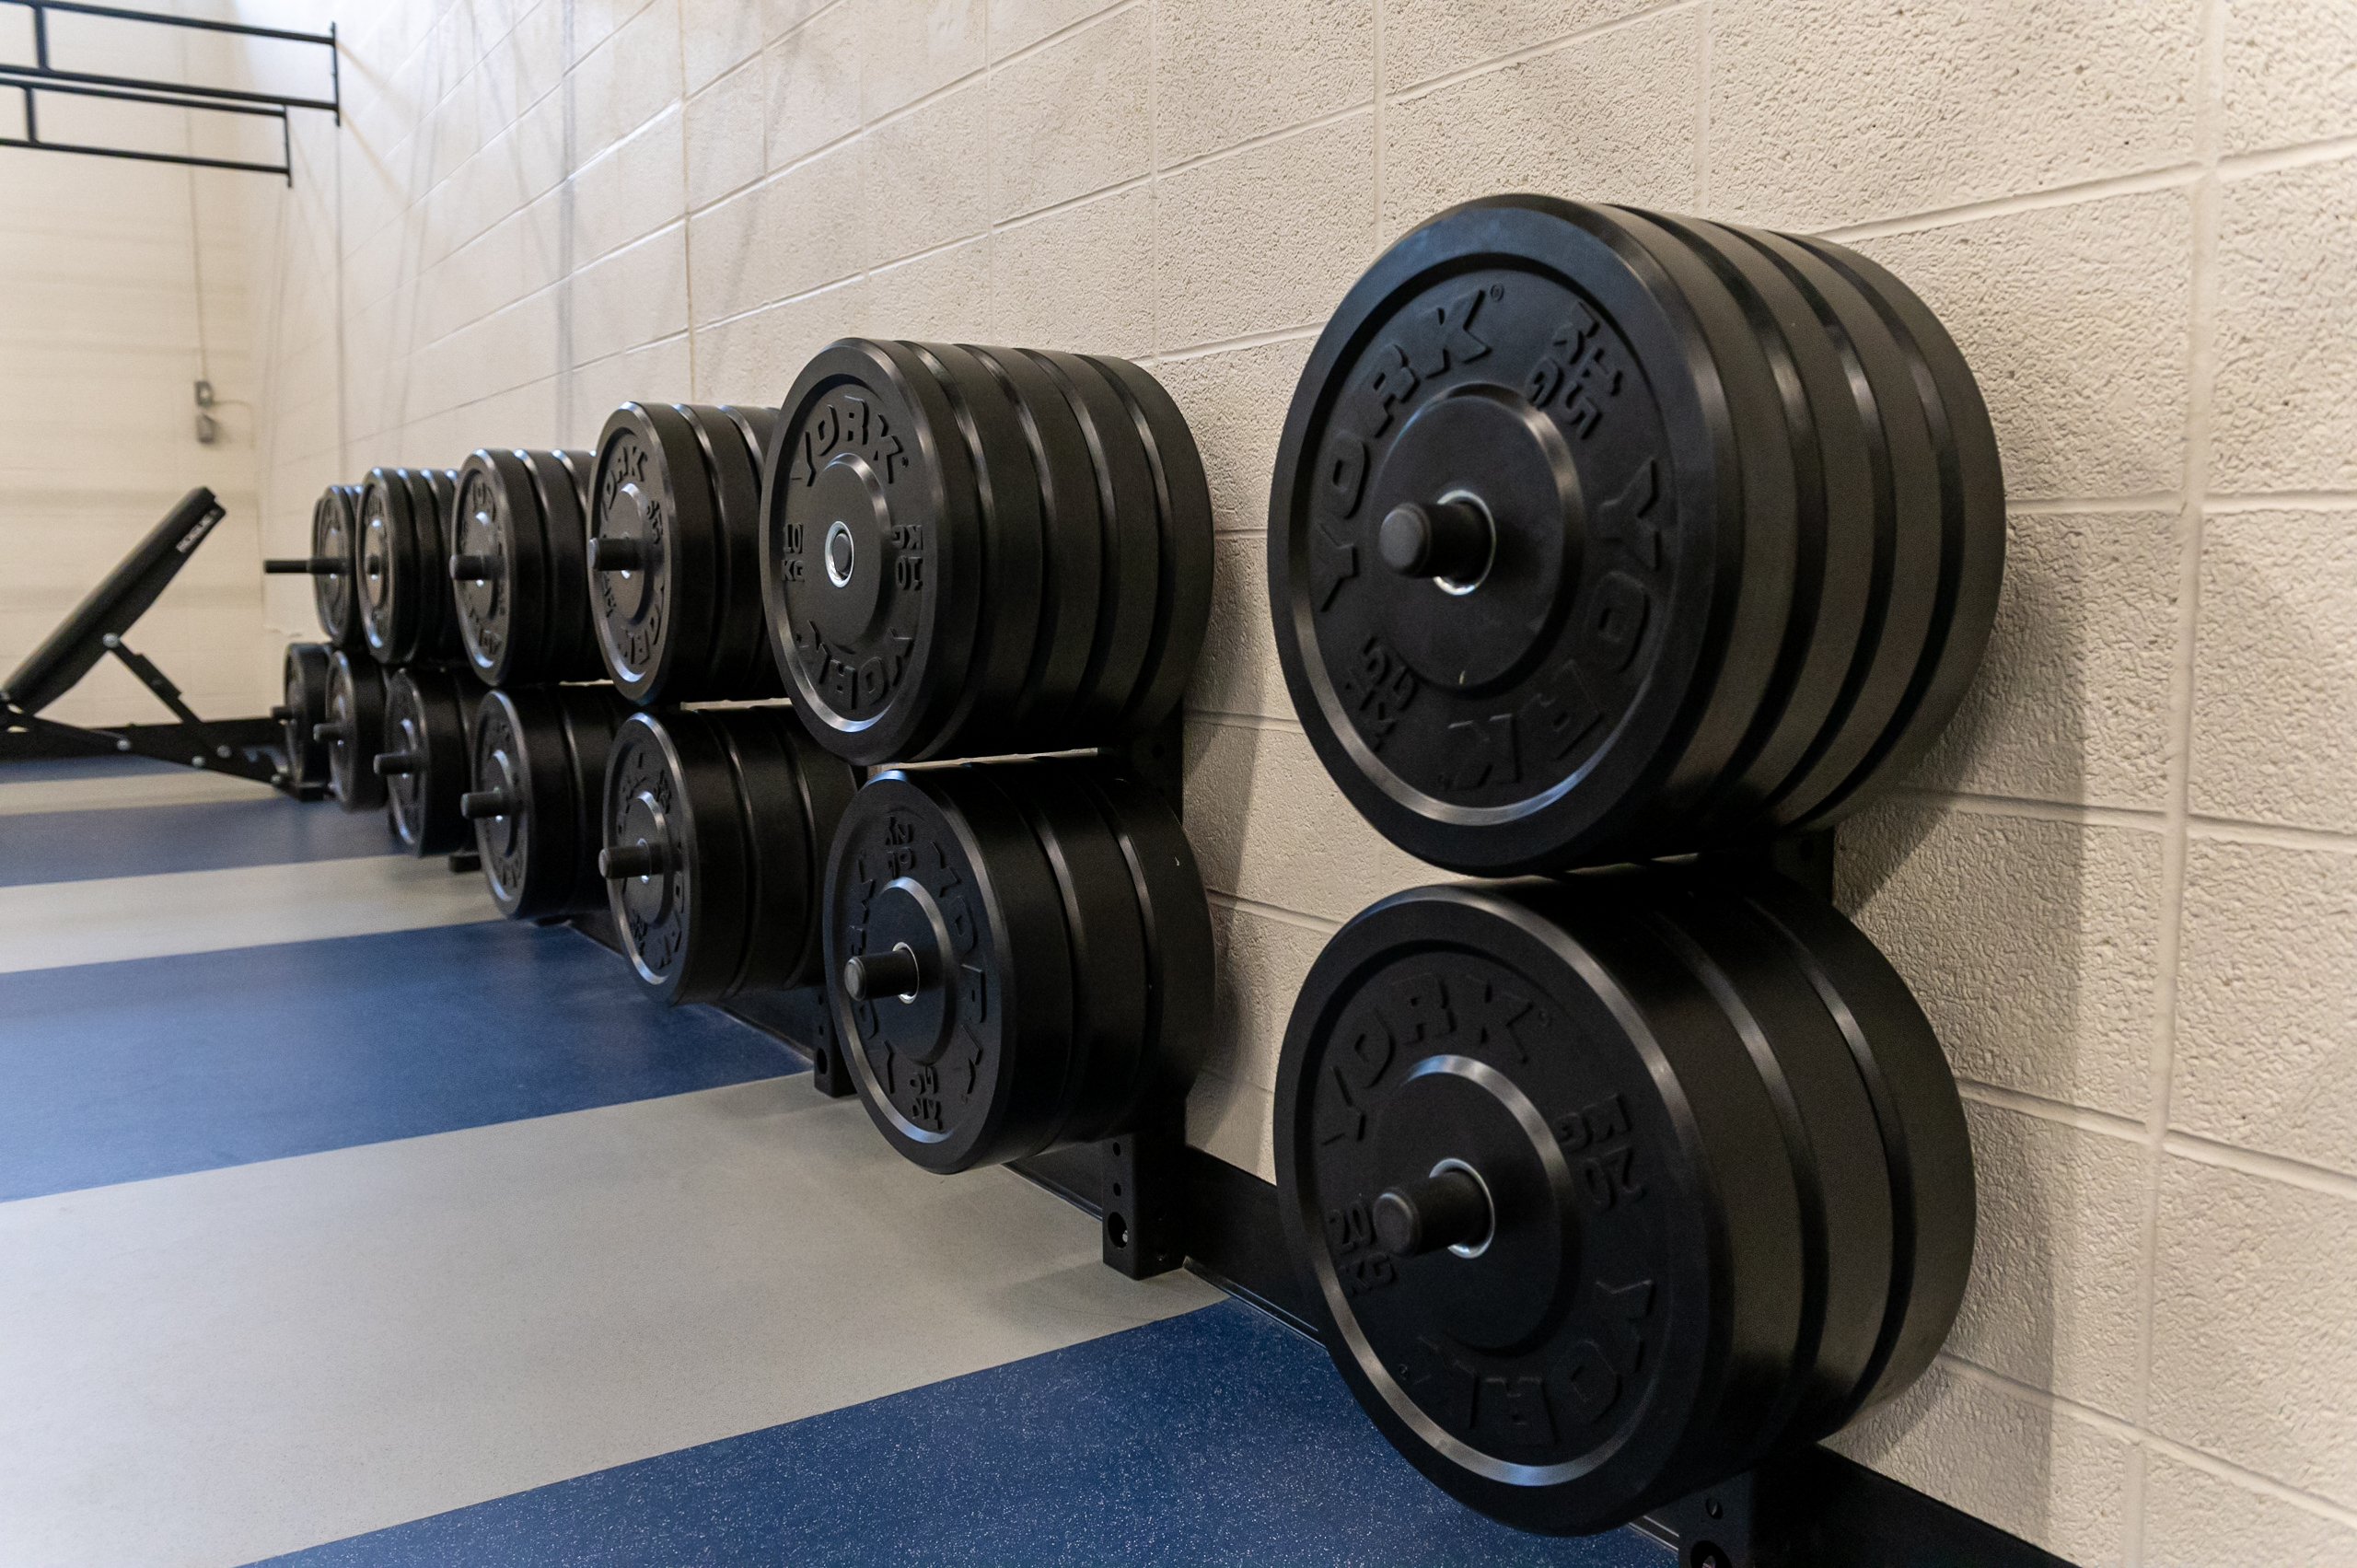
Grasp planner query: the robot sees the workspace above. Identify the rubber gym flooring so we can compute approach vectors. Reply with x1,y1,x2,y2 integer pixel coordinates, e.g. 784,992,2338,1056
0,755,1668,1567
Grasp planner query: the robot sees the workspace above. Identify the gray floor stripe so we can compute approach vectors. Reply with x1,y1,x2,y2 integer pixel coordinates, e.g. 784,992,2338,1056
0,1080,1216,1568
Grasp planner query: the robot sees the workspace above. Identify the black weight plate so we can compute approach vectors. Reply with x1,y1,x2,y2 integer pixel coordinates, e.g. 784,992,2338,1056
1274,878,1805,1534
418,467,465,662
554,686,629,913
764,338,984,765
357,468,426,665
310,485,366,652
823,768,1074,1172
1075,767,1214,1132
470,687,575,919
280,642,332,792
679,404,777,701
1087,354,1216,739
380,667,479,856
963,344,1105,749
1731,228,1945,830
1638,874,1895,1458
997,762,1150,1146
1572,206,1798,852
590,402,722,705
1266,197,1751,877
323,648,388,812
1643,214,1876,839
713,707,825,996
1733,870,1973,1421
906,343,1046,759
725,408,788,700
1786,238,2006,825
603,709,754,1004
762,717,863,991
527,448,606,683
451,451,548,688
1022,347,1162,738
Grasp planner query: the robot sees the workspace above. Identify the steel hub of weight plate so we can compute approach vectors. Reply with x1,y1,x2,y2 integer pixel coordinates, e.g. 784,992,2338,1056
377,668,481,856
452,448,602,687
467,685,628,921
358,467,463,667
310,485,366,653
763,340,1212,764
588,403,780,705
277,642,332,793
1267,196,2003,875
823,761,1211,1173
320,649,389,812
599,706,858,1003
1274,871,1971,1536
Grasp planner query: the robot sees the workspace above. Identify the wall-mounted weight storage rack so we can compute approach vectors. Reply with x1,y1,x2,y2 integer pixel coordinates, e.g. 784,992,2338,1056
275,642,332,799
1268,196,2003,877
1243,193,2007,1565
465,686,632,923
598,705,858,1005
377,668,481,857
319,648,387,814
359,467,464,668
241,235,2031,1563
764,340,1211,765
586,403,782,707
450,448,602,688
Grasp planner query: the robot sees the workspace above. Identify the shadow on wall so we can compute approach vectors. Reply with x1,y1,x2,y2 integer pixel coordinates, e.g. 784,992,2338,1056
1828,523,2109,1544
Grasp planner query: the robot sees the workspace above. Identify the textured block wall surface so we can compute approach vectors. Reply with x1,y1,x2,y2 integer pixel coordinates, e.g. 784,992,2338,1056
0,11,270,726
219,0,2354,1561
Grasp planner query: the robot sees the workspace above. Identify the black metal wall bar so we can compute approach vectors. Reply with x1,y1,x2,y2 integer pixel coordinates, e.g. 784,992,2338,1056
0,0,336,184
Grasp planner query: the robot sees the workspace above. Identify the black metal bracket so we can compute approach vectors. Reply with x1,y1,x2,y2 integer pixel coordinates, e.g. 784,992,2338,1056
101,634,201,726
0,1,339,185
1636,1470,1754,1567
0,704,285,785
722,982,856,1098
1105,707,1185,819
1699,826,1839,900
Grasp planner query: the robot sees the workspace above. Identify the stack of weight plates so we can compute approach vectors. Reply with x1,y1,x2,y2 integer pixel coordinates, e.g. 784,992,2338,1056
1267,196,2003,875
308,483,367,654
1274,866,1972,1537
764,340,1213,765
821,760,1213,1173
449,448,603,688
359,466,466,668
375,668,482,855
599,706,860,1004
586,403,782,706
466,685,631,921
275,642,332,798
318,648,388,813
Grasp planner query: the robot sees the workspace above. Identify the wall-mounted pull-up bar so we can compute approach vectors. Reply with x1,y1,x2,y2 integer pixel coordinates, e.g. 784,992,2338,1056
0,1,338,185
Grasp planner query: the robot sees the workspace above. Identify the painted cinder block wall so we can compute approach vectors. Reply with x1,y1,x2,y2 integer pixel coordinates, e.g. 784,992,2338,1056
0,9,269,727
226,0,2356,1561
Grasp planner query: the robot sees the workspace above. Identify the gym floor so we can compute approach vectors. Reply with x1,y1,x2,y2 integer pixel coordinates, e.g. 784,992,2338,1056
0,755,1666,1567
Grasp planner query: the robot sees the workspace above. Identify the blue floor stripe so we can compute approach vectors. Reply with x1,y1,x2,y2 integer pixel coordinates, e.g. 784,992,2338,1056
0,755,185,782
0,796,396,887
0,922,801,1202
258,1300,1669,1568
